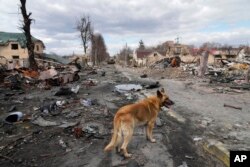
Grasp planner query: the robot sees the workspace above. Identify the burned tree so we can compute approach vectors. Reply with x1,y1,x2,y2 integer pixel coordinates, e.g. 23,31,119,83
76,15,93,55
91,33,108,65
20,0,37,70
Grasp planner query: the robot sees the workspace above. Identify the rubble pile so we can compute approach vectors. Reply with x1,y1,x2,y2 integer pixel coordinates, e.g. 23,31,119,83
149,56,181,69
1,65,80,90
181,53,250,89
0,63,155,166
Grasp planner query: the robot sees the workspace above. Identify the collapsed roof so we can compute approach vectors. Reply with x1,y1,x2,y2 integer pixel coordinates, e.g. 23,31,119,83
0,31,45,48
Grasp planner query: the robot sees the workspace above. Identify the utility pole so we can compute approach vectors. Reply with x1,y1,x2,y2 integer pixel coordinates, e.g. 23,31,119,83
125,43,127,66
175,36,181,44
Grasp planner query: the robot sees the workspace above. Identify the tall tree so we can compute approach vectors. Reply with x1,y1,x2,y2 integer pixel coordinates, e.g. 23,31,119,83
138,40,145,50
76,15,93,55
91,33,108,65
20,0,37,70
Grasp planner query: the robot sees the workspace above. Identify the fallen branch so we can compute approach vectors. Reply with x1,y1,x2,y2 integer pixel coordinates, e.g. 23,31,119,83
40,151,67,159
0,132,33,152
224,104,242,110
230,84,250,90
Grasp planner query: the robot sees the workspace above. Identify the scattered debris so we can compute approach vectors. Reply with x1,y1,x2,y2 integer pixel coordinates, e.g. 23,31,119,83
81,99,91,107
55,85,80,96
5,112,24,124
40,101,64,115
1,53,250,167
124,93,137,100
193,137,203,142
82,122,105,139
140,74,148,78
230,84,250,90
74,127,83,138
59,139,67,148
58,121,79,128
144,81,160,89
185,155,194,159
4,73,22,90
101,71,106,76
88,70,98,75
39,68,58,80
65,111,81,118
178,161,188,167
83,80,97,87
149,56,181,69
32,116,59,127
70,85,80,94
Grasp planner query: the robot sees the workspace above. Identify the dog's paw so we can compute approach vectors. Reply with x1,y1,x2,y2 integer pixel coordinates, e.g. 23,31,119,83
150,138,156,143
116,147,121,153
124,153,132,158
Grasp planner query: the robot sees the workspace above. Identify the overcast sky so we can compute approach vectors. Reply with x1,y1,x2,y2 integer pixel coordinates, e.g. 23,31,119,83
1,0,250,56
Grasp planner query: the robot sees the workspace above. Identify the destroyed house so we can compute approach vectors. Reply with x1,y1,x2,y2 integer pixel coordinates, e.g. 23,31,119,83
146,51,165,66
162,41,190,56
0,31,45,68
133,50,152,66
208,48,240,65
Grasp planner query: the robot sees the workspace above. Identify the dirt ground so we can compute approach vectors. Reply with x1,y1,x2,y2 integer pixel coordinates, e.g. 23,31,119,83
0,64,249,167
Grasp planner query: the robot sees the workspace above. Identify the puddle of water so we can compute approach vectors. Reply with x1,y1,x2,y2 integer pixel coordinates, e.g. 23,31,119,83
115,84,142,93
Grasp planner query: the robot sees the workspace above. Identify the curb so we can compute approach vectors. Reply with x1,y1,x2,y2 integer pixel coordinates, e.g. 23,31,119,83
202,139,230,167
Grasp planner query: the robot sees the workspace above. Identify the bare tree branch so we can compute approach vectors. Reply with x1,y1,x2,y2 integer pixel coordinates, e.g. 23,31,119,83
76,15,93,55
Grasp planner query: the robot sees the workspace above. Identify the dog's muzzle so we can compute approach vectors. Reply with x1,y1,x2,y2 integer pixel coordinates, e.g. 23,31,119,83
163,99,174,108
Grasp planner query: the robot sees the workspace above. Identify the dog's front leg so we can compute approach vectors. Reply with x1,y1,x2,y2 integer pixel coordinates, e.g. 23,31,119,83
146,121,156,143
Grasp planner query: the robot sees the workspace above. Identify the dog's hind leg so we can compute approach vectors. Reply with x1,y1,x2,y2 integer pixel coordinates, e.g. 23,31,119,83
116,129,122,153
120,123,133,158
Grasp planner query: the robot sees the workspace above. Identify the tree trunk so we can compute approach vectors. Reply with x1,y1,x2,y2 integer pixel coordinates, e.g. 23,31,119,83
95,48,98,66
198,51,209,77
81,32,87,55
20,0,38,70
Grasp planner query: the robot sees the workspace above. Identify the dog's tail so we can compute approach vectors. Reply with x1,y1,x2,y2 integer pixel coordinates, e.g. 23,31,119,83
104,117,121,152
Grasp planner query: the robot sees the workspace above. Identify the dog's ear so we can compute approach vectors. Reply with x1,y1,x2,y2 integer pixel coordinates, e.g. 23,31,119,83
160,88,165,93
157,90,162,98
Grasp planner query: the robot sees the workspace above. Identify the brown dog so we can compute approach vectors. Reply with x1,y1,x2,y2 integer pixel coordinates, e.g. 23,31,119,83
104,88,174,158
